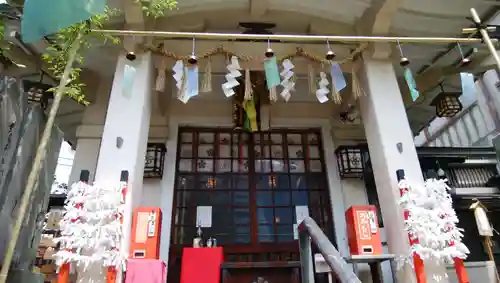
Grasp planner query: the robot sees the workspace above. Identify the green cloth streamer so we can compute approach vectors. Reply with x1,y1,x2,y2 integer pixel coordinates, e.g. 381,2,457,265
264,56,281,89
21,0,105,43
404,67,420,102
243,112,251,132
243,99,258,132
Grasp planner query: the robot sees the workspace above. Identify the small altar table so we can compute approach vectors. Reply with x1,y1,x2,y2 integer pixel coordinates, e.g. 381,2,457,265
344,254,395,283
181,248,224,283
125,259,166,283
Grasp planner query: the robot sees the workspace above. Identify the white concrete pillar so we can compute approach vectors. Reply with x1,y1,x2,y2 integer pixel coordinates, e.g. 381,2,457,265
359,55,447,283
68,126,103,184
95,52,153,256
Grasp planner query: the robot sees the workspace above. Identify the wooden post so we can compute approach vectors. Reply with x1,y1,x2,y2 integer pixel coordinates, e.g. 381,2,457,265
470,200,499,283
106,170,129,283
484,236,500,283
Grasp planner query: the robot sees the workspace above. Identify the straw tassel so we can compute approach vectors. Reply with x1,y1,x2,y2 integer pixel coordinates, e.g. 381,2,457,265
351,67,366,100
269,86,277,102
155,59,167,92
244,69,253,101
201,58,212,93
308,64,316,95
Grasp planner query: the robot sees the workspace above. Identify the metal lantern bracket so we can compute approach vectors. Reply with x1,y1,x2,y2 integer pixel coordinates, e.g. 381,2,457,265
144,143,166,178
334,144,369,179
22,80,54,109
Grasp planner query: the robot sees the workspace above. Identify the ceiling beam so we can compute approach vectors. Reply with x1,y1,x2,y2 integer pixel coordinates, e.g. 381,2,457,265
122,0,145,51
356,0,402,58
122,0,144,27
249,0,268,17
356,0,402,35
417,7,499,75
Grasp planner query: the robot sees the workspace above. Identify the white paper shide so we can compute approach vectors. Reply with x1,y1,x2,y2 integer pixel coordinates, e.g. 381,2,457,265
53,181,126,271
398,178,469,266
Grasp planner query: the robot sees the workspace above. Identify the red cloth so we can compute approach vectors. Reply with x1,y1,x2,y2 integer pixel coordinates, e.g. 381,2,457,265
125,259,166,283
181,248,224,283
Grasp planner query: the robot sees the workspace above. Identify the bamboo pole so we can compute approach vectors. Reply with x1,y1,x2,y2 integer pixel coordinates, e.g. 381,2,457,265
0,32,83,283
462,26,496,34
470,8,500,78
91,29,490,44
484,236,500,283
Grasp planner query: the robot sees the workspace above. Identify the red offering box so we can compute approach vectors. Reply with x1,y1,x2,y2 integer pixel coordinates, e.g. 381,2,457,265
345,205,383,255
130,207,162,259
181,248,224,283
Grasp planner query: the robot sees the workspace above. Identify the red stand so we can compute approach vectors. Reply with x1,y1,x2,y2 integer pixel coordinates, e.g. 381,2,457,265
454,258,470,283
107,266,118,283
57,264,70,283
181,248,224,283
107,171,129,283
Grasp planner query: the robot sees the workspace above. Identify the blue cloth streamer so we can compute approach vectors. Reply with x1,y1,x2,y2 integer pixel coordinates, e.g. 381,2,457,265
21,0,105,43
184,66,199,100
404,67,420,102
264,56,280,89
330,63,346,91
122,64,136,98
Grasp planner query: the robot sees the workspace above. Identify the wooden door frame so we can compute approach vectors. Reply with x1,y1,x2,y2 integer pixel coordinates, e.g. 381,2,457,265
160,116,349,265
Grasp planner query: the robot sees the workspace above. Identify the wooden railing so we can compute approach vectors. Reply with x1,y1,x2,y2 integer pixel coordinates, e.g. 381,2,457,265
422,163,497,188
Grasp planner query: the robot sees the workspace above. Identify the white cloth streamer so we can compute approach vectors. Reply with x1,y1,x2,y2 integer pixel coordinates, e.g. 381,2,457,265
222,56,241,97
315,72,329,103
280,59,295,102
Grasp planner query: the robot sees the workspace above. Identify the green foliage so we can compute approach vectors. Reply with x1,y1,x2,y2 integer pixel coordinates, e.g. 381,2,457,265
41,7,121,105
41,0,177,105
138,0,178,18
0,18,9,57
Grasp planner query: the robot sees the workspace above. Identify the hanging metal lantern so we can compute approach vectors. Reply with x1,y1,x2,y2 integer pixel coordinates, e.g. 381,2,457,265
430,88,463,118
334,145,369,179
